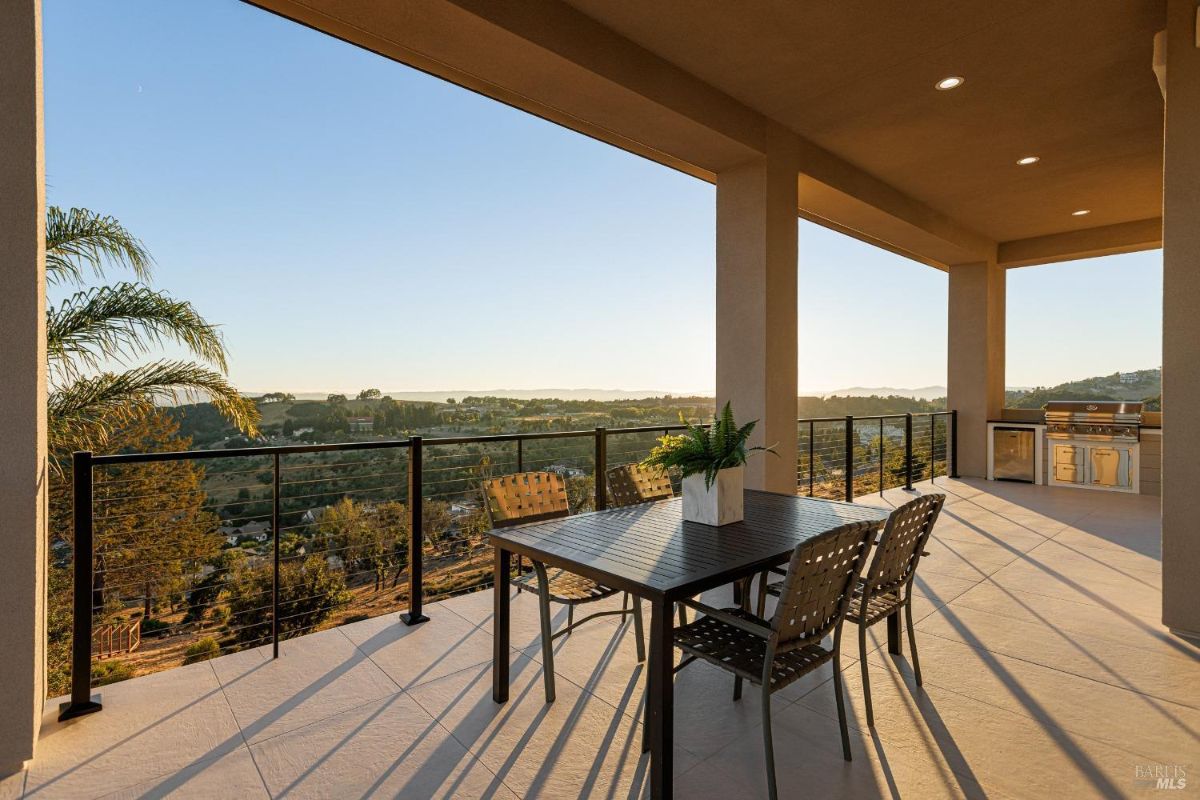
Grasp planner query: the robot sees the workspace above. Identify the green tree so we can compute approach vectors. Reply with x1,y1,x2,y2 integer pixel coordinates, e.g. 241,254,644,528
358,388,381,400
45,207,259,473
226,555,349,644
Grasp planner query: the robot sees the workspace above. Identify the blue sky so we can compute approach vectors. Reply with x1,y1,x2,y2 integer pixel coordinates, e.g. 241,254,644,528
43,1,1162,395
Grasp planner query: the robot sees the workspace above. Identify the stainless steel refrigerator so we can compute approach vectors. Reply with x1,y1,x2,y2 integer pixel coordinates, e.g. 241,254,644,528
993,427,1035,482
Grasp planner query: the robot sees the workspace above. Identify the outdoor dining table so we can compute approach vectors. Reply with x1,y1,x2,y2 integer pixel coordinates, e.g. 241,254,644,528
489,489,891,799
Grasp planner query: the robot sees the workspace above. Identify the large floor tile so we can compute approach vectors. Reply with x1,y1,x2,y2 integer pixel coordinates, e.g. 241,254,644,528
28,662,243,799
798,658,1163,800
701,698,991,799
212,627,400,743
249,693,517,799
982,555,1164,621
437,586,621,652
950,581,1191,655
0,772,24,800
866,632,1200,764
408,655,696,798
916,605,1200,709
342,610,498,690
97,747,267,800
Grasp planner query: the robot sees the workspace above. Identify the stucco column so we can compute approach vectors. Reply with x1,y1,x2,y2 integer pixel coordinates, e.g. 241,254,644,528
715,127,799,494
1162,0,1200,640
947,259,1005,478
0,0,47,777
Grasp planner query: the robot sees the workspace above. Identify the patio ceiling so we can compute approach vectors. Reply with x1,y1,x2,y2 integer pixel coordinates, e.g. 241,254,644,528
249,0,1166,269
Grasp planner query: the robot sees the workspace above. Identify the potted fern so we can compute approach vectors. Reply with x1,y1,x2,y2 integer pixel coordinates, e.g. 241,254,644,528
641,402,775,526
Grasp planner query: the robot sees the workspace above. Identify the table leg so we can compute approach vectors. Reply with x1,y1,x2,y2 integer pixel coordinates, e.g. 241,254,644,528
647,596,674,799
886,609,902,655
492,548,511,703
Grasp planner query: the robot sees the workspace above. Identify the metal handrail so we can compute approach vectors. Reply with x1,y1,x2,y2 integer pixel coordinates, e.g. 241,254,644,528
60,411,955,721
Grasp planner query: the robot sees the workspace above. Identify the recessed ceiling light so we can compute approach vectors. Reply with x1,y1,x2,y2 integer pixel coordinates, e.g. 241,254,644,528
1071,209,1091,216
935,76,965,91
1016,156,1040,165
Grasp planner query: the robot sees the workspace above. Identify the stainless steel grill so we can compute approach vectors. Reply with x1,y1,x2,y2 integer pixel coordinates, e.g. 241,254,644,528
1044,401,1143,442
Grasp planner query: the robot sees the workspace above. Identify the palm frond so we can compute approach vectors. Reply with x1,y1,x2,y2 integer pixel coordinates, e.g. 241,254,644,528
48,283,228,376
49,361,261,472
45,206,153,286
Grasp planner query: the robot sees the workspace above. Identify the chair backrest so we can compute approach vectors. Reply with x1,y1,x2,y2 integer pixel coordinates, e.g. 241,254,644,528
769,520,876,650
606,463,674,508
864,493,946,595
481,472,571,529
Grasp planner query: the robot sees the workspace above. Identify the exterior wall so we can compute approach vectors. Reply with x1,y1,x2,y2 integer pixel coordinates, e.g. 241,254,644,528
947,260,1005,477
715,125,799,494
1139,432,1161,497
0,0,47,775
1161,0,1200,639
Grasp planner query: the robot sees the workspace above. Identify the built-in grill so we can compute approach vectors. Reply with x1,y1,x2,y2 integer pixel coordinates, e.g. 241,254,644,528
1044,401,1142,492
1044,401,1142,442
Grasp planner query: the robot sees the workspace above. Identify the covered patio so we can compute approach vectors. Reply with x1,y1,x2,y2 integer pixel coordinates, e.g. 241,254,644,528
9,478,1192,799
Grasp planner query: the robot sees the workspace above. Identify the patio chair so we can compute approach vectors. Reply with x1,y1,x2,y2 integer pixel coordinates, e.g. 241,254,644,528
755,493,946,727
674,521,876,800
605,462,674,507
482,471,645,703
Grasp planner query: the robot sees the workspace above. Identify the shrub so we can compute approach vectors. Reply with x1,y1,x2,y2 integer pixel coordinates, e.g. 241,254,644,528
184,637,220,664
91,659,135,686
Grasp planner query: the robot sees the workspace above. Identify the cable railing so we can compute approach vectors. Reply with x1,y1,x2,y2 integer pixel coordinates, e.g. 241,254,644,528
796,411,957,501
58,411,954,720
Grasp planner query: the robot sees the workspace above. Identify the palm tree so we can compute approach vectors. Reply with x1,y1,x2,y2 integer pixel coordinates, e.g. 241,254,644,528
46,206,259,471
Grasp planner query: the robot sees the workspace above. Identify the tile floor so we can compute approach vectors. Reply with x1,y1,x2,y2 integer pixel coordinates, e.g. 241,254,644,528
11,478,1198,799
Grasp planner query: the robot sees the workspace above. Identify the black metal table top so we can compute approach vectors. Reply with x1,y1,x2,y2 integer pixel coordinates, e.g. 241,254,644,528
488,490,889,600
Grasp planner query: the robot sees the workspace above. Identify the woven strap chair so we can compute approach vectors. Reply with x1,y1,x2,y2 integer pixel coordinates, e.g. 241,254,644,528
673,521,876,800
482,471,645,703
605,463,674,508
756,492,945,727
847,492,944,725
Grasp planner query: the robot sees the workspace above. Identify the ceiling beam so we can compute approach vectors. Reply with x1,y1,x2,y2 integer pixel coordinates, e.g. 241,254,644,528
998,217,1163,268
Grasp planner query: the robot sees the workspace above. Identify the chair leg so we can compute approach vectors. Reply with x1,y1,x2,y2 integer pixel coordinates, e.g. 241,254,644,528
756,571,768,619
761,682,779,800
622,591,628,612
905,599,923,687
677,603,687,626
832,649,853,762
733,676,743,701
632,595,646,663
859,620,874,727
567,604,574,633
532,562,556,703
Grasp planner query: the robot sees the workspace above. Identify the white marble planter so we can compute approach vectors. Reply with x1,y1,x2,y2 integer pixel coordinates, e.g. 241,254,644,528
682,466,744,526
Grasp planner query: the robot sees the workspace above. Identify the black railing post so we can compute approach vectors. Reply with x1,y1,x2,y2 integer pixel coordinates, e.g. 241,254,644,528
905,413,915,490
60,451,102,721
879,417,885,496
595,427,607,511
516,438,523,473
930,413,937,482
402,437,429,625
808,420,815,497
844,416,855,502
272,451,281,658
951,410,960,478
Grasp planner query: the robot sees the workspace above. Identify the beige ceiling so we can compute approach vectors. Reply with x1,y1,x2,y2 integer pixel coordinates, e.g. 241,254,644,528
250,0,1166,268
562,0,1166,244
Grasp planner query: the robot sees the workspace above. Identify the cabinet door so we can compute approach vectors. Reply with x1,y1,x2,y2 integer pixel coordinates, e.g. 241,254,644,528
1053,444,1086,484
1090,447,1131,489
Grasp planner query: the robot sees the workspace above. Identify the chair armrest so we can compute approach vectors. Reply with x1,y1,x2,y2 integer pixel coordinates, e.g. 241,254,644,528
679,598,773,639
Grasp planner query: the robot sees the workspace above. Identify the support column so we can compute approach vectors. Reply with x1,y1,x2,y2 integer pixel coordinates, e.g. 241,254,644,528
1162,0,1200,640
947,258,1005,478
715,126,799,494
0,0,46,777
